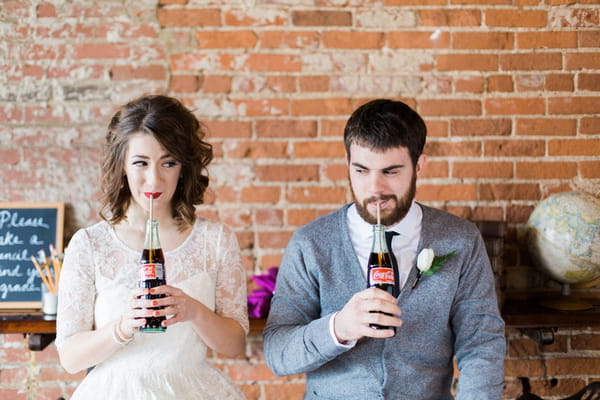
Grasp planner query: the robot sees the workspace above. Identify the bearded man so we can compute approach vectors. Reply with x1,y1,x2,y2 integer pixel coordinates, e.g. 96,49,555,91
263,99,506,400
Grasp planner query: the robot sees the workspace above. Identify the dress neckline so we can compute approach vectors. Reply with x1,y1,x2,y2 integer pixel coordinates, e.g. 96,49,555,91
107,219,200,256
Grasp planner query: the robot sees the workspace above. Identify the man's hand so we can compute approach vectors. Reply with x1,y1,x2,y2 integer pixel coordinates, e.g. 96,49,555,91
333,287,402,343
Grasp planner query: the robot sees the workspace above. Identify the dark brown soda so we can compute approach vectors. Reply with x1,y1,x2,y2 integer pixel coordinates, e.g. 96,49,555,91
366,226,396,334
138,246,166,332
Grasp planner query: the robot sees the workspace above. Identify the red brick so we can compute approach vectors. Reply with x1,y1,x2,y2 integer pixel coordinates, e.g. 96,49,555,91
565,52,600,70
157,8,220,27
484,98,545,115
426,120,449,137
421,161,449,179
455,76,484,93
255,209,284,226
419,99,481,116
36,2,56,17
266,76,297,93
486,9,547,27
436,54,498,71
485,139,545,157
578,73,600,91
549,97,600,115
255,165,319,182
241,187,281,204
451,118,512,137
224,9,287,26
516,118,576,136
258,231,294,249
323,163,348,182
110,65,166,80
225,140,288,159
205,121,251,139
386,0,447,4
547,358,600,376
453,161,513,178
287,209,321,226
286,186,348,204
517,31,577,49
580,31,600,47
425,140,481,157
580,161,600,178
487,75,514,92
501,53,562,70
453,32,513,49
321,119,347,137
264,382,306,400
293,141,345,158
261,31,320,49
234,54,302,72
546,73,574,91
416,184,477,202
291,10,351,26
201,75,232,93
480,183,541,201
73,43,129,59
388,31,450,48
580,117,599,134
323,31,384,49
291,98,353,116
196,30,257,48
570,333,600,350
419,9,481,26
169,75,200,93
256,119,317,139
299,76,330,92
516,162,578,179
549,139,600,156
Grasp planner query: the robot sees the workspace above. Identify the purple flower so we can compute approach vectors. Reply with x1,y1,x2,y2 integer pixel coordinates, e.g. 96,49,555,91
247,267,278,319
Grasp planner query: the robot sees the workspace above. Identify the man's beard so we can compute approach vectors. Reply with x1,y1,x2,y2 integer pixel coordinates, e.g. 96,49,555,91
352,173,417,226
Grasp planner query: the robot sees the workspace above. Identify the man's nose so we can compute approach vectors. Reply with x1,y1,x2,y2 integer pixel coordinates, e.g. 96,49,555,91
369,173,385,193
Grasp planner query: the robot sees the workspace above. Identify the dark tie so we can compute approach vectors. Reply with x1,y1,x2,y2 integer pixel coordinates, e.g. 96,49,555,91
385,231,400,297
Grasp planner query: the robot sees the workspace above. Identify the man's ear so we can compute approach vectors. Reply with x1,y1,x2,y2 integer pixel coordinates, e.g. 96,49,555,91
415,154,427,178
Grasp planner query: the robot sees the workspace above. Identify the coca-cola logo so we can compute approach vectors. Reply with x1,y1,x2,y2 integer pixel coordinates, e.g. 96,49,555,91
370,268,394,284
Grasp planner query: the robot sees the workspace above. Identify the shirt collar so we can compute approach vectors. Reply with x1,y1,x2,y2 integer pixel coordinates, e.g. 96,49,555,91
347,201,422,238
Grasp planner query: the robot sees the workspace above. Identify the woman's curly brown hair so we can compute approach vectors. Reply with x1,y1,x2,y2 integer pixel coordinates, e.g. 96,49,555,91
99,95,213,229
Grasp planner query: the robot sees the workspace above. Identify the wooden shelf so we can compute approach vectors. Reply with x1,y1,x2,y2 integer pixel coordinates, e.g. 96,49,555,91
0,311,56,350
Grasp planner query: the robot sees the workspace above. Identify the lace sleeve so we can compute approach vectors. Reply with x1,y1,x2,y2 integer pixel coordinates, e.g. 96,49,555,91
214,225,249,335
55,228,96,348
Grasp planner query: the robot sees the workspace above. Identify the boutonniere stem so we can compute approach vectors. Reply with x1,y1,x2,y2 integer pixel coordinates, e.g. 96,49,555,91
412,249,456,289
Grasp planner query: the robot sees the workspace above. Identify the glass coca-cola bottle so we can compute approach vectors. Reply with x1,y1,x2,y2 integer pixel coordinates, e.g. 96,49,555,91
366,223,396,334
138,219,167,332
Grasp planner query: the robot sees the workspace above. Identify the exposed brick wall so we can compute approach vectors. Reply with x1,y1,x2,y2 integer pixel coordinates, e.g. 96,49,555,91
1,0,598,399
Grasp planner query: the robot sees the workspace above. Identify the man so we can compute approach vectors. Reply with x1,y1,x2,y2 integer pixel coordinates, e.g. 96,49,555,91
263,99,506,399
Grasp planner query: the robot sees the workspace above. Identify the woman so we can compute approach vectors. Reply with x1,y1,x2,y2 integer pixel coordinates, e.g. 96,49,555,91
56,95,248,399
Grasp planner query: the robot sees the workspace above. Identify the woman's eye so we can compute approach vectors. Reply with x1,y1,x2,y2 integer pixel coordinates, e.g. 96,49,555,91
164,161,178,168
132,160,147,167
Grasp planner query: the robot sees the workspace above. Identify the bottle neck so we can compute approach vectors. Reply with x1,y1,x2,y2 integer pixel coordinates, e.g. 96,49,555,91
371,224,389,254
143,219,162,250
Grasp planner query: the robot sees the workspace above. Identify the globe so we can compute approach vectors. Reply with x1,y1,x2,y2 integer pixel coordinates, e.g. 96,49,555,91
526,191,600,309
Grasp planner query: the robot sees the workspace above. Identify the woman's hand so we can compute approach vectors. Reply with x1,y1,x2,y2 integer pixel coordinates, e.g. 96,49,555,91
146,284,203,328
120,287,153,338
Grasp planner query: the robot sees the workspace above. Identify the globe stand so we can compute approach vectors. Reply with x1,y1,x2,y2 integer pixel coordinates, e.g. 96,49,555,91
538,283,592,311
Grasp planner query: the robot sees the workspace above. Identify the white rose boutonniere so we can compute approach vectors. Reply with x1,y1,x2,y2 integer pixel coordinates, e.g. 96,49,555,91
412,248,456,289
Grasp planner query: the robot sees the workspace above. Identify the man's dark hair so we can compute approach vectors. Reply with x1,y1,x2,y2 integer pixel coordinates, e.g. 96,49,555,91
343,99,427,166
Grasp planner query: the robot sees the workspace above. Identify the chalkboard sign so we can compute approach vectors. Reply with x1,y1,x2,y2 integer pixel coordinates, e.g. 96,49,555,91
0,202,64,309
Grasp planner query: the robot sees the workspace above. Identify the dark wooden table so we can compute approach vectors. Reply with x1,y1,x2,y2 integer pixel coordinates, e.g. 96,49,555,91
0,311,56,350
3,292,599,350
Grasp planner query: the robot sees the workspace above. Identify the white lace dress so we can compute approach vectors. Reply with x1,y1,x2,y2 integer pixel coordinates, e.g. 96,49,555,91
56,218,249,400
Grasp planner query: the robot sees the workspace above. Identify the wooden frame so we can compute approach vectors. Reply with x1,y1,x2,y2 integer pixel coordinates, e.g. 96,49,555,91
0,202,64,310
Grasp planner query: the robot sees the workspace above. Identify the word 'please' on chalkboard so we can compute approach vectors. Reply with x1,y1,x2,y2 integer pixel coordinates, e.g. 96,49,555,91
0,202,64,309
